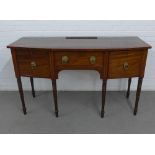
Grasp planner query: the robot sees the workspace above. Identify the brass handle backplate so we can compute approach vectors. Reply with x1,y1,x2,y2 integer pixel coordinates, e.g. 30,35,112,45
123,62,129,71
90,56,96,64
31,61,37,69
62,56,69,64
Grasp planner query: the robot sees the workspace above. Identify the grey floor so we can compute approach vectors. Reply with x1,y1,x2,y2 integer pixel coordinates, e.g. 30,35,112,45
0,91,155,134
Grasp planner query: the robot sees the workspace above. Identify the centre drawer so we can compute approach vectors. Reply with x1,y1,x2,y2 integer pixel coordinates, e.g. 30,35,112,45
108,51,143,78
54,50,104,68
15,49,51,78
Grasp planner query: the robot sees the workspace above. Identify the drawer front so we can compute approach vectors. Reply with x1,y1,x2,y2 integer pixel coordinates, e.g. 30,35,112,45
54,50,103,68
108,51,143,78
16,49,51,77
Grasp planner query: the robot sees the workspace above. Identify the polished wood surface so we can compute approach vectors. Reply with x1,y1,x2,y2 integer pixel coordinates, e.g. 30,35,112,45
108,51,146,78
54,50,103,67
15,48,51,78
7,37,151,118
7,37,151,50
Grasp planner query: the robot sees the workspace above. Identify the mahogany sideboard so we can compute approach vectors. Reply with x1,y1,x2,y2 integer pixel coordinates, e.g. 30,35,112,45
7,37,151,118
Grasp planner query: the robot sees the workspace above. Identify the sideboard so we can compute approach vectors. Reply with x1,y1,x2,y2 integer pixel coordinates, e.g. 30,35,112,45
7,37,151,118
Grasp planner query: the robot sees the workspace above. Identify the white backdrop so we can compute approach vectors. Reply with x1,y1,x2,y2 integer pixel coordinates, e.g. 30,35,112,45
0,20,154,91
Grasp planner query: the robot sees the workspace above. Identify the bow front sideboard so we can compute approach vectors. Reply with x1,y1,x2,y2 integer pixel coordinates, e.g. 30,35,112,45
7,37,151,118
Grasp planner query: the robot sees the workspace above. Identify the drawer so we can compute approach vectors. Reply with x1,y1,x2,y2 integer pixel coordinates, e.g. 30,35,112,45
15,49,51,78
108,51,143,78
54,50,103,68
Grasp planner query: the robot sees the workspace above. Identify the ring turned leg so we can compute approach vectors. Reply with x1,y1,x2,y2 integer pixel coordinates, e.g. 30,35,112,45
126,78,132,98
134,77,143,115
101,79,107,118
52,79,59,117
17,77,27,115
30,77,35,98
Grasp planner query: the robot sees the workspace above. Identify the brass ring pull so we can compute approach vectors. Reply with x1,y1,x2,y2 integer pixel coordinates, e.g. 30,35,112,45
90,56,96,64
123,62,129,71
62,56,69,64
31,61,37,69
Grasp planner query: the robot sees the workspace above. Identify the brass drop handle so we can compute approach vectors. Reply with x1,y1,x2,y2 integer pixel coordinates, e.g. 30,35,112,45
123,62,129,71
90,56,96,64
31,61,37,69
62,55,69,64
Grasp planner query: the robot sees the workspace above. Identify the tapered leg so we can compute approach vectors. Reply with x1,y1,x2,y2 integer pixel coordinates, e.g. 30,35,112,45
126,78,132,98
30,77,35,98
101,79,107,118
134,77,143,115
17,77,27,115
52,79,58,117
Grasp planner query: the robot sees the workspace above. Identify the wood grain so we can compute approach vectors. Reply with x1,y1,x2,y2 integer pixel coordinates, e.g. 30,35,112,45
7,37,151,50
108,50,144,78
15,48,51,78
54,50,103,67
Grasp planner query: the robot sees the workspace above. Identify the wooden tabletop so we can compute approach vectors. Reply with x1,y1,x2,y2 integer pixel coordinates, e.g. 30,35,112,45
7,36,151,50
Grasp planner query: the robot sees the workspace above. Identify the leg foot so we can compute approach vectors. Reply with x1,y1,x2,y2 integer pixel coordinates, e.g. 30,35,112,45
55,111,59,117
133,110,137,115
23,108,27,115
101,111,104,118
